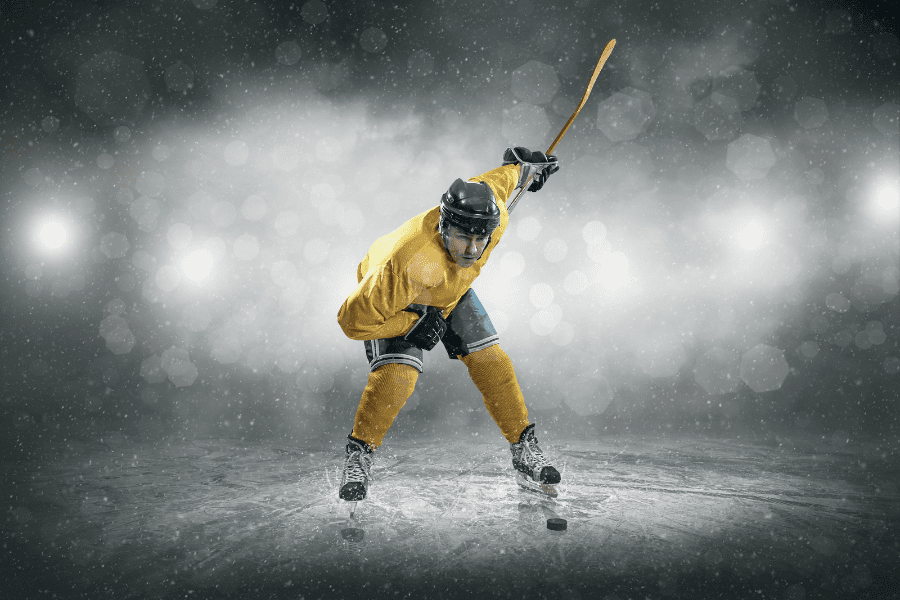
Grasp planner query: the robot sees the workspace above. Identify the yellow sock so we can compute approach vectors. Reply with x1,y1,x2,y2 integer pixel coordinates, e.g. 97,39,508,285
461,345,530,443
351,363,418,449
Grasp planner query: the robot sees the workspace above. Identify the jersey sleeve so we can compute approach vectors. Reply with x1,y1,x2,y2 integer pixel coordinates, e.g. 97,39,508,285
469,163,521,208
336,260,423,341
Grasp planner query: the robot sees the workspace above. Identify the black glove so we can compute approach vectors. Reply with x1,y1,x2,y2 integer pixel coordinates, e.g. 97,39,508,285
502,146,560,192
527,166,557,192
402,305,447,351
503,146,551,165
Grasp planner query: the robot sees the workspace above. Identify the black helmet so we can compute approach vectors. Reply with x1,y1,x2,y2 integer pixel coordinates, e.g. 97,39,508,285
439,179,501,236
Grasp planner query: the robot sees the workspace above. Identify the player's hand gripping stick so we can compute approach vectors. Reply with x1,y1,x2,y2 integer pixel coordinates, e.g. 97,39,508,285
507,39,616,214
403,305,448,351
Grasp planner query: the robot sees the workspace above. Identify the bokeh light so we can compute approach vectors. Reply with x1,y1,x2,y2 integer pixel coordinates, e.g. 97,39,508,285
0,6,898,598
0,0,896,456
873,178,899,217
182,249,214,282
736,220,765,250
37,219,67,251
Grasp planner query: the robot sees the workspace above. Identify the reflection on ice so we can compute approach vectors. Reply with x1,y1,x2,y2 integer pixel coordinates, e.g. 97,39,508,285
2,431,897,598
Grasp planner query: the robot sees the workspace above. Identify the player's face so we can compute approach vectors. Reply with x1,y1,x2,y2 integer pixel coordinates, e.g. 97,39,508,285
443,224,490,268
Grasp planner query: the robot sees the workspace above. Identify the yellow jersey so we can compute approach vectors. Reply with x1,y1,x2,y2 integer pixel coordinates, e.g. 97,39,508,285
337,163,520,341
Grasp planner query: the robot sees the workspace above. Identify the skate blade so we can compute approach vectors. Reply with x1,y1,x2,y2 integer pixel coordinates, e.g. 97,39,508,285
344,499,365,517
515,472,558,498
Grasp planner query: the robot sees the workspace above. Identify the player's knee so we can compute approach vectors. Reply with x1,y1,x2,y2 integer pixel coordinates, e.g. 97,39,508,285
462,344,508,368
372,362,419,390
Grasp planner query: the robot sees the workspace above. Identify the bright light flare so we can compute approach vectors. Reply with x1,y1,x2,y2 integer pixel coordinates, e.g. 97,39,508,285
874,180,899,214
736,220,765,250
37,220,67,250
182,249,213,282
598,251,630,291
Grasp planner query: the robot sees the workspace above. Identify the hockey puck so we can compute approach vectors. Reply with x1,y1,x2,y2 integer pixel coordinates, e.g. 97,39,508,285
546,518,567,531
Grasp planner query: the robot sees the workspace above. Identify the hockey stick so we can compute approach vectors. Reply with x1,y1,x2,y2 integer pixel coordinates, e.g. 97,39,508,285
507,39,616,214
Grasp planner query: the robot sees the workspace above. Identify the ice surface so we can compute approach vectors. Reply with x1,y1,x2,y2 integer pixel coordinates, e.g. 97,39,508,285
3,433,896,599
739,344,789,393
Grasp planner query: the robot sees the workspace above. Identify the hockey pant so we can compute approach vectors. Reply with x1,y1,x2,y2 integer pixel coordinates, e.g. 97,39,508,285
350,344,530,449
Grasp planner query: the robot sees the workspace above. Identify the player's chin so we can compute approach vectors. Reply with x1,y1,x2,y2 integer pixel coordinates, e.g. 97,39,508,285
457,257,476,267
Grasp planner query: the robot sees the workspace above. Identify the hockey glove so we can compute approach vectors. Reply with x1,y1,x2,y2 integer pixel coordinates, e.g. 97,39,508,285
502,146,560,192
402,305,448,351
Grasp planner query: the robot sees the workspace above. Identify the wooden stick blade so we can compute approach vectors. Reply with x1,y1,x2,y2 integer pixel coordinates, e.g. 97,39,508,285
509,39,616,214
546,39,616,156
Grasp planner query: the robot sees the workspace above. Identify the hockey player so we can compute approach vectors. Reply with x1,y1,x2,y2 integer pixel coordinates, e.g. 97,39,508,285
336,147,561,500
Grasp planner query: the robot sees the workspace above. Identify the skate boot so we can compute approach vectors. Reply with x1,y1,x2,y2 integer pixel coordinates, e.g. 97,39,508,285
339,436,373,502
510,424,561,497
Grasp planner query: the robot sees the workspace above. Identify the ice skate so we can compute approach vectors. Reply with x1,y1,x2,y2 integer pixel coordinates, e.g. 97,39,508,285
510,424,561,498
339,437,373,502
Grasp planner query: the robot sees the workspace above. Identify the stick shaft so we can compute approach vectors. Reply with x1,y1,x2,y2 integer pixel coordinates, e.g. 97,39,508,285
507,39,616,214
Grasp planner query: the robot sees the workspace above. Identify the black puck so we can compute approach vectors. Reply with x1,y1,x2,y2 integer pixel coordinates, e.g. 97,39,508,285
340,527,365,542
546,518,567,531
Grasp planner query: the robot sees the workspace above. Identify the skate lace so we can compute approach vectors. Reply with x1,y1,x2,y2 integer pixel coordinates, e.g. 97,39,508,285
343,450,372,484
523,436,552,469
